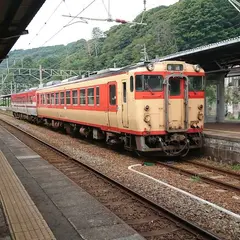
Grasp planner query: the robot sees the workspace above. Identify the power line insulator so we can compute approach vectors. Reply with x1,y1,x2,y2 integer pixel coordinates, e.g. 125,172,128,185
115,19,128,24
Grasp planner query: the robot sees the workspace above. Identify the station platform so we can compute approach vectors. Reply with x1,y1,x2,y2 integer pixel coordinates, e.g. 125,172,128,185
203,122,240,164
0,126,144,240
205,122,240,140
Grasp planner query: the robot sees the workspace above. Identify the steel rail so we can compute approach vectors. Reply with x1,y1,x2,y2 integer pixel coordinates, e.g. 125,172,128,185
0,118,220,240
185,160,240,179
157,162,240,192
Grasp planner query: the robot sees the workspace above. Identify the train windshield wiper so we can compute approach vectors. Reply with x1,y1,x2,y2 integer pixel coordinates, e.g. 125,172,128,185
189,81,197,94
144,81,154,95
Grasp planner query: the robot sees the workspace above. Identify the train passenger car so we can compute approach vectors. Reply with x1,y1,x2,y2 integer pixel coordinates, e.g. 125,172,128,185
11,89,38,121
35,61,205,156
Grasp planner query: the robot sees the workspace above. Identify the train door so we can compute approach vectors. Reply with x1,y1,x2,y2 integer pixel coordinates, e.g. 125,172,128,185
164,75,188,132
121,80,129,128
107,82,118,128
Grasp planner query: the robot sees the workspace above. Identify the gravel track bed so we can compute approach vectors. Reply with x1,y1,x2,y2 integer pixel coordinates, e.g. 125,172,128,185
135,165,240,214
1,114,240,240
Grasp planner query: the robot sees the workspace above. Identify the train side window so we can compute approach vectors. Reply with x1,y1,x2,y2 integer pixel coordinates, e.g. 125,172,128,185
80,89,86,105
47,93,50,104
66,91,71,105
44,94,47,105
87,88,94,105
51,93,54,105
130,76,134,92
135,75,143,91
72,90,78,105
96,87,100,105
123,82,126,103
109,85,116,105
60,92,65,105
55,93,59,105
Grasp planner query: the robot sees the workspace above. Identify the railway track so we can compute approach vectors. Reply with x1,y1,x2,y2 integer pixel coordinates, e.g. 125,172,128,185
157,160,240,193
0,119,220,240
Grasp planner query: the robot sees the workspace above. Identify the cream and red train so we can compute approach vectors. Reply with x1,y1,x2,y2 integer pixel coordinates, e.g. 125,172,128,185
11,61,205,156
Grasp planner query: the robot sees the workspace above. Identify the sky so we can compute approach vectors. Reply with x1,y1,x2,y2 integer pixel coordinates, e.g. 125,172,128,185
13,0,178,50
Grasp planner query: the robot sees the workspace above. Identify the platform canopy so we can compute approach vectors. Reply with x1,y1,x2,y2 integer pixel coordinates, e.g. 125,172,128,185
156,36,240,73
0,0,45,63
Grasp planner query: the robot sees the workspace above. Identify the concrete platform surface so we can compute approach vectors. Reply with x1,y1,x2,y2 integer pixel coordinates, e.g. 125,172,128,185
203,123,240,164
0,151,55,240
0,126,145,240
205,122,240,141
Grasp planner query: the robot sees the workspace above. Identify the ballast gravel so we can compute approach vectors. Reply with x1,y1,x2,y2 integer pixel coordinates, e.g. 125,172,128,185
0,114,240,240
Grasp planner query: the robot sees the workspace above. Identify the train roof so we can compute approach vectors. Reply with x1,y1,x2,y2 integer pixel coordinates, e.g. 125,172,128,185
12,60,203,94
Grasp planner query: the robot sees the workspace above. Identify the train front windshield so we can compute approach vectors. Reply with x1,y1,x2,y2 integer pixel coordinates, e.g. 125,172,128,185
188,76,204,91
135,75,164,92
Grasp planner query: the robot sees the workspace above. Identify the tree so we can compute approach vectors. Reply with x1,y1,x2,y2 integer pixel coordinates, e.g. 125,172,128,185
91,27,106,57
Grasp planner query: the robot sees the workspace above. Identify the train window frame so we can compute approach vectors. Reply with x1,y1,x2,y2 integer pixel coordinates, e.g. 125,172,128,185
72,89,78,105
40,94,43,104
80,89,86,105
47,93,50,105
123,82,127,103
42,94,44,104
109,84,116,105
96,86,100,106
66,90,71,105
188,76,204,91
169,78,181,96
55,92,59,105
87,88,95,106
51,93,55,105
60,92,65,105
135,75,164,92
130,76,134,92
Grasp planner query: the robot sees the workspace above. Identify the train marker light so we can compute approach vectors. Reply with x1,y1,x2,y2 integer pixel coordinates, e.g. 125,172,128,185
193,64,201,72
144,105,150,111
146,63,154,71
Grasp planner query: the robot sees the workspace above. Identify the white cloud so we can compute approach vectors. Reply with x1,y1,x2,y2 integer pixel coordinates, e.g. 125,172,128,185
13,0,178,50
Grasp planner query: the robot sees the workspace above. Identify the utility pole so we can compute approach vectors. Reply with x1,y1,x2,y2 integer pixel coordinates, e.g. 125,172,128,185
141,43,149,61
39,65,43,86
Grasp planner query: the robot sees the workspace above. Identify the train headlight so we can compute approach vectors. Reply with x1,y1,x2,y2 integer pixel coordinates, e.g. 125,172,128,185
193,64,201,72
144,114,151,123
146,63,154,71
198,104,203,111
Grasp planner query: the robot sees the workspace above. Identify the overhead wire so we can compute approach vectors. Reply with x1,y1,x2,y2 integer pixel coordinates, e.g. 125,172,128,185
228,0,240,13
62,0,72,16
101,0,111,18
28,0,64,46
41,0,97,47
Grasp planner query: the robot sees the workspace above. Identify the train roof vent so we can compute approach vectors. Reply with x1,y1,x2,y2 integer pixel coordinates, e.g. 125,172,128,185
97,68,121,74
61,76,79,83
45,80,61,86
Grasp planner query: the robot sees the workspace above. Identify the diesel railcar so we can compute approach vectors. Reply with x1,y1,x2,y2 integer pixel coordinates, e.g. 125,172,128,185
11,61,205,156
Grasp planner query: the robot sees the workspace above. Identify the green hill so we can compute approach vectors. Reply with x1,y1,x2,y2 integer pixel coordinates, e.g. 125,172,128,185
1,0,240,93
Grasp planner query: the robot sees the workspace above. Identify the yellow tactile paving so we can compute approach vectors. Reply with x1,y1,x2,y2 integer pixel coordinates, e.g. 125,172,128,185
0,151,56,240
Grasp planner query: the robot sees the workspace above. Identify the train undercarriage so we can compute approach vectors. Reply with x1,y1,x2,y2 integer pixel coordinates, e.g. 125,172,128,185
13,112,203,157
